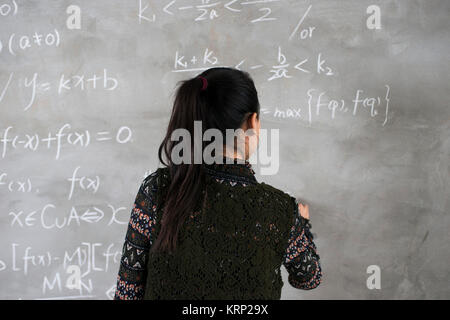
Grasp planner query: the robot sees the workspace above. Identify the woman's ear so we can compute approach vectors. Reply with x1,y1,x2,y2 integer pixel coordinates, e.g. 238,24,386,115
247,112,260,132
244,112,260,159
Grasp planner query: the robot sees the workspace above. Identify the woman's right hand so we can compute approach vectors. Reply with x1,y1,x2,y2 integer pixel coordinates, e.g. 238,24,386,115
298,203,309,220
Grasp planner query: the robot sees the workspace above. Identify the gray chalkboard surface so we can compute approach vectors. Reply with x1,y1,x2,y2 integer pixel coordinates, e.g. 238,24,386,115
1,0,449,299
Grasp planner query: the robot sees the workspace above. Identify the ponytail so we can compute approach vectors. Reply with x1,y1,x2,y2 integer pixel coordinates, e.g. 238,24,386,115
150,76,206,254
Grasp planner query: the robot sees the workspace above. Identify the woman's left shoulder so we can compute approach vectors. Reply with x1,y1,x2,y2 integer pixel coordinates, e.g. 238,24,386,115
140,167,169,198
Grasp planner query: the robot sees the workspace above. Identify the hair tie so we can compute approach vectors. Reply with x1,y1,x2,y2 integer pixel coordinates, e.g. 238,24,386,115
197,76,208,91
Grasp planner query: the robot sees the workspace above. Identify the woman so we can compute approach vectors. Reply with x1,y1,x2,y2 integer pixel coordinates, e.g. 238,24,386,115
114,67,322,299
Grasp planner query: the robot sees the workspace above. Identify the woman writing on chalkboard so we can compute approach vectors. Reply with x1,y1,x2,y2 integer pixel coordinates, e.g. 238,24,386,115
114,67,322,299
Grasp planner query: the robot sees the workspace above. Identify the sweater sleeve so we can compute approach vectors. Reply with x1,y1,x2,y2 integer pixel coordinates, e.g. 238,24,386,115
283,201,322,290
113,171,159,300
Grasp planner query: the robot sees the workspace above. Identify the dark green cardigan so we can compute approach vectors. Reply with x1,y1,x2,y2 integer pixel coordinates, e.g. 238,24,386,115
143,163,297,300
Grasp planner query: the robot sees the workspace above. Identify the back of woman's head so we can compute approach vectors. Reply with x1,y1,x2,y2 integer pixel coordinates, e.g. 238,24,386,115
151,67,260,253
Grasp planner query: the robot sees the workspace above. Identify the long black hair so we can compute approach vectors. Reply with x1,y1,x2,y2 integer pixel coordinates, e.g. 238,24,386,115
150,67,260,253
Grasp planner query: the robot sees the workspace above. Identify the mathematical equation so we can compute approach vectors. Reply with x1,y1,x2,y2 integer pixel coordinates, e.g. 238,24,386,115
0,28,61,56
0,124,132,159
138,0,285,24
172,46,335,78
0,242,122,299
261,85,391,126
8,202,130,229
0,69,118,111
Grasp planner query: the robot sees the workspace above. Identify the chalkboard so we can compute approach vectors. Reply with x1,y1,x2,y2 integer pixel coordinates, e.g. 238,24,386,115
1,0,449,300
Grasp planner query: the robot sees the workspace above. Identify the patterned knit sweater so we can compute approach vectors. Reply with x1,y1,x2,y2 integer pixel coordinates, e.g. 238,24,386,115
114,159,322,299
